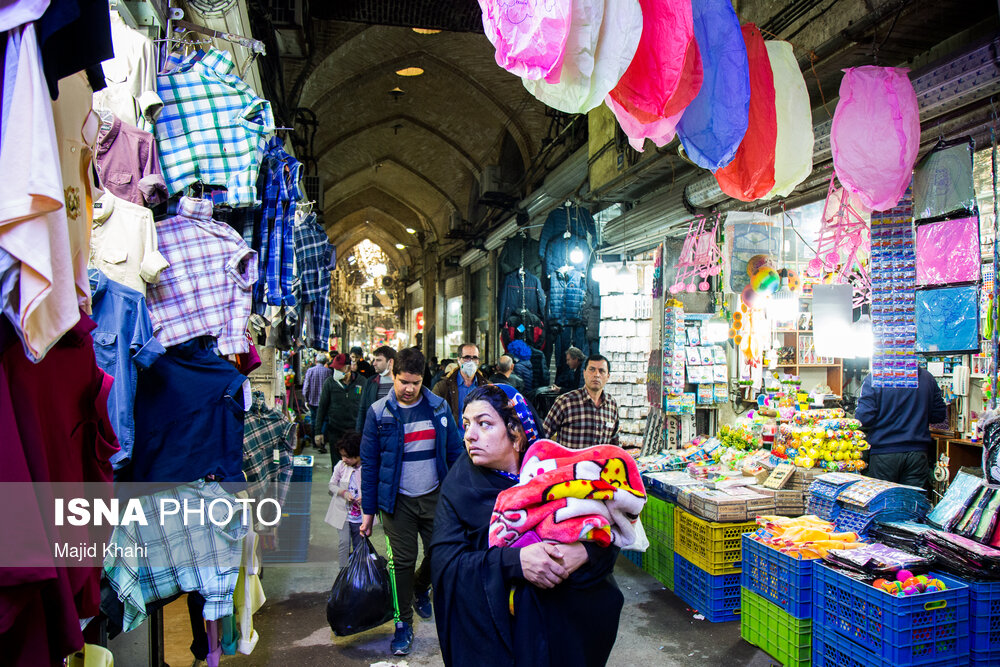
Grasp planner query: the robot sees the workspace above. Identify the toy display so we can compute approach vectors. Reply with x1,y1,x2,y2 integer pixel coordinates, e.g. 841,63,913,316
775,414,869,472
872,570,947,597
751,514,863,559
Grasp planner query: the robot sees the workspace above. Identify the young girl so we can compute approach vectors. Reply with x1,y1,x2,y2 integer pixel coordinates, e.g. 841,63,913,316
324,432,364,570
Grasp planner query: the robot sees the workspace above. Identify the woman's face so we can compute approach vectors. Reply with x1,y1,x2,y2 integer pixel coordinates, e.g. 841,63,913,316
463,400,521,473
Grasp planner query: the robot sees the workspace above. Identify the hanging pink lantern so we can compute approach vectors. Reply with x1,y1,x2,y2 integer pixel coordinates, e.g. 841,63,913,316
831,66,920,212
479,0,573,82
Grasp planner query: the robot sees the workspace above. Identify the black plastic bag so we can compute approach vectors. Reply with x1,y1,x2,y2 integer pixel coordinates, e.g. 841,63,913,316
326,536,395,636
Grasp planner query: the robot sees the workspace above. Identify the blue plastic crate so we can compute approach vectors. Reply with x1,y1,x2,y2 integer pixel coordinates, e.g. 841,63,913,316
969,579,1000,666
264,511,310,563
741,535,813,619
812,563,969,665
673,553,741,622
813,629,886,667
621,549,643,568
282,457,315,513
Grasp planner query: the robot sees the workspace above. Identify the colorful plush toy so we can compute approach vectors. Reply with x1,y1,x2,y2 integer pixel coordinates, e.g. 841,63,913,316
489,440,647,549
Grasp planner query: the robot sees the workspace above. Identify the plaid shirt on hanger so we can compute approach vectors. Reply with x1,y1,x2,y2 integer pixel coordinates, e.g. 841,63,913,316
243,395,296,511
293,211,333,349
253,138,300,308
155,48,275,207
541,387,620,449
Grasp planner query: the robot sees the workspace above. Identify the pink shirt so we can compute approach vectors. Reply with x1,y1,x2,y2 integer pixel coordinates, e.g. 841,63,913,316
94,115,166,206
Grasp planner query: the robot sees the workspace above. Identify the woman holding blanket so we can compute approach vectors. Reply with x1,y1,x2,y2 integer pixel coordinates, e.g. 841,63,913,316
430,384,639,666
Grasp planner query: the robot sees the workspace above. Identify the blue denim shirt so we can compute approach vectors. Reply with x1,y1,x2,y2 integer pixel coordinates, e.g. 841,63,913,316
89,270,165,469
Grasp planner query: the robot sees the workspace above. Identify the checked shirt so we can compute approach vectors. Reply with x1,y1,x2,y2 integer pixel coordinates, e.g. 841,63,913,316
155,48,274,207
293,211,333,349
145,197,257,355
253,138,301,308
541,387,620,449
243,394,296,513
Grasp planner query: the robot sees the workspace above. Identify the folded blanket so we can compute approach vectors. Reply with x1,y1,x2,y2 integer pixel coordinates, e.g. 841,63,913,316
489,439,647,548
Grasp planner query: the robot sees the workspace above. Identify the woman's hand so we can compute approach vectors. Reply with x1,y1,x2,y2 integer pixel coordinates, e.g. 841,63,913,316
519,543,568,589
553,542,589,576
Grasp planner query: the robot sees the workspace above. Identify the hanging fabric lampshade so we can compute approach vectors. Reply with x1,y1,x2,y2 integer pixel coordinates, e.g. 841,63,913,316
676,0,749,171
831,66,920,212
605,95,684,151
713,24,776,202
479,0,573,82
764,40,814,198
523,0,643,114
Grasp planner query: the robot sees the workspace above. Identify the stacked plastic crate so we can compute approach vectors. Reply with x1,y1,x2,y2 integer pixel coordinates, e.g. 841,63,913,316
740,535,814,666
264,455,313,563
672,507,756,621
641,492,675,589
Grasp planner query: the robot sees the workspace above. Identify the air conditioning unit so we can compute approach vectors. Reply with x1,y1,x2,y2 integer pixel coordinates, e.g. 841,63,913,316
480,164,508,196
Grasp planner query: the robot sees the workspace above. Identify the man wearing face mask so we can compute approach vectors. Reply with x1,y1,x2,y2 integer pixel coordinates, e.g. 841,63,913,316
316,353,369,466
357,345,397,432
433,342,488,427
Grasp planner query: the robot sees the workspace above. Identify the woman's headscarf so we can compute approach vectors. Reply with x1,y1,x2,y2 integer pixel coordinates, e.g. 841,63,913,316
495,383,540,446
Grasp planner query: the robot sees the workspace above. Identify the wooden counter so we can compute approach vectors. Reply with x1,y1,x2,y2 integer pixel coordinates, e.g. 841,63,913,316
932,432,982,482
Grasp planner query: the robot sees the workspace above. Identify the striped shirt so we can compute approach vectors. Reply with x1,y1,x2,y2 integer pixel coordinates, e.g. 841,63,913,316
376,375,392,400
397,397,438,497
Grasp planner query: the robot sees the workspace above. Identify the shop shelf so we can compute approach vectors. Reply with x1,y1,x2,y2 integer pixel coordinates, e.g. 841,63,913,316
968,578,1000,666
263,511,310,563
741,535,814,619
674,508,756,575
741,587,812,667
642,495,674,551
812,563,969,665
673,553,741,622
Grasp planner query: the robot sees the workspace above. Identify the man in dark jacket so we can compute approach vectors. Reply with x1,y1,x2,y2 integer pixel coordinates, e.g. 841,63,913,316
488,354,524,392
356,345,396,431
432,343,489,426
855,367,946,487
350,346,376,379
555,346,585,394
360,347,463,656
316,353,368,466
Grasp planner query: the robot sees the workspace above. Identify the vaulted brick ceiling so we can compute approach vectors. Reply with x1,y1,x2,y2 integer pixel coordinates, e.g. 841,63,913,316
283,12,552,268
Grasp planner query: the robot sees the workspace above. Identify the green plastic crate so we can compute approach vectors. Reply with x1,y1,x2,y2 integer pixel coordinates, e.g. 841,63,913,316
741,587,812,667
643,542,674,590
643,495,675,551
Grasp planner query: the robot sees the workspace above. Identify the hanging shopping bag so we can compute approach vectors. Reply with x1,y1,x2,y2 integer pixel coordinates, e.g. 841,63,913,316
479,0,573,82
831,66,920,211
326,537,394,636
713,24,777,202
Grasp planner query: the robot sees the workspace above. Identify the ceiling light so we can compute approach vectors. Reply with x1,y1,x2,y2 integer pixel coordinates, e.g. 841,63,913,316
395,243,406,249
569,246,584,264
405,227,416,234
412,28,441,34
396,67,424,77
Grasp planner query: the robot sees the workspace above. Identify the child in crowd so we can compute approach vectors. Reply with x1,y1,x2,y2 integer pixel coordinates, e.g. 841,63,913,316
324,432,364,570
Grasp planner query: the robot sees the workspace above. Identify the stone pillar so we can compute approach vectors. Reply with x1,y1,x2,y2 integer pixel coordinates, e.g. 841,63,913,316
462,265,473,346
423,244,439,360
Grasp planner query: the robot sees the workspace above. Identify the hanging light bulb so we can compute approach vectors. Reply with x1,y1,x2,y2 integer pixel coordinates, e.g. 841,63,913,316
614,258,637,293
570,245,584,264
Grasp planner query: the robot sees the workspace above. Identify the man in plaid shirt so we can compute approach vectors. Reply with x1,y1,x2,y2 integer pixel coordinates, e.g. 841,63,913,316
541,354,620,449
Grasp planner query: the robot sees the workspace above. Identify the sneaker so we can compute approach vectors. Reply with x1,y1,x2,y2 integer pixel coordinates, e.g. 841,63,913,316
413,589,432,619
390,621,413,655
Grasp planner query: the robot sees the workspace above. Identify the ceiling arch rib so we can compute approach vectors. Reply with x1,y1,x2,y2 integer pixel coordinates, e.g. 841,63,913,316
327,206,422,253
326,186,430,235
307,51,535,164
316,114,481,176
334,225,411,269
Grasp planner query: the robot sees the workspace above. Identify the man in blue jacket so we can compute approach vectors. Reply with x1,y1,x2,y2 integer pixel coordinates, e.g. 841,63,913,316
855,367,946,487
359,346,463,656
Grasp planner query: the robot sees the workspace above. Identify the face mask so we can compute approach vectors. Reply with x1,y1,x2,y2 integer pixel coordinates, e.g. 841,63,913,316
380,367,391,378
461,361,478,378
333,369,345,381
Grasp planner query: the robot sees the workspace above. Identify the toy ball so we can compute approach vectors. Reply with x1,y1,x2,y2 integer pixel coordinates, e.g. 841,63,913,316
741,285,758,307
903,585,922,596
786,270,800,291
750,267,780,294
902,577,921,589
746,254,770,276
872,578,889,590
896,570,914,583
881,581,903,595
916,575,929,585
926,578,946,591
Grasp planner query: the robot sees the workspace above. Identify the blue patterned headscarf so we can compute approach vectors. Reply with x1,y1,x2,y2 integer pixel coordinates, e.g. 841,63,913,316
495,383,540,445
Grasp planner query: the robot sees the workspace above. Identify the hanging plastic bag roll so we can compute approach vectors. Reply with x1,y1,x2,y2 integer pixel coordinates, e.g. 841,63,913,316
676,0,750,171
523,0,642,114
479,0,573,81
713,24,777,202
831,66,920,212
763,40,814,198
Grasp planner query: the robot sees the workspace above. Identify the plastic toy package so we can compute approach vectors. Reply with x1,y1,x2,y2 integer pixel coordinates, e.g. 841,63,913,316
915,284,980,353
912,140,978,221
915,216,981,285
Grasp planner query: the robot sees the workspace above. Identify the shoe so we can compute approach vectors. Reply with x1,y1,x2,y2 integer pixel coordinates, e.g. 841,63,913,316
413,589,432,619
390,621,413,655
317,447,327,454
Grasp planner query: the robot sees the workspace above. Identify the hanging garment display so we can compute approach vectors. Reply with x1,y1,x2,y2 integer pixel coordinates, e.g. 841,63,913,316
606,0,701,129
548,268,588,325
479,0,573,82
89,269,165,470
94,114,166,206
146,196,257,356
763,40,813,198
499,232,542,277
912,140,978,220
523,0,642,114
155,48,275,206
831,66,920,212
254,137,301,308
90,192,169,295
676,0,749,171
129,336,248,484
499,269,546,324
713,24,776,202
243,390,296,512
91,11,162,130
538,205,596,273
293,210,333,350
37,0,113,99
870,191,918,387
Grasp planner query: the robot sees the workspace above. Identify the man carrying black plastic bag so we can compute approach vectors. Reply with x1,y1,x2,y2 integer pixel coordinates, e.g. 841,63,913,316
327,537,394,636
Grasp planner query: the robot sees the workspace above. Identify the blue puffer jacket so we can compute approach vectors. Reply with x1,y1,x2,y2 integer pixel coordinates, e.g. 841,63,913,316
360,387,463,515
539,206,596,275
548,269,588,325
